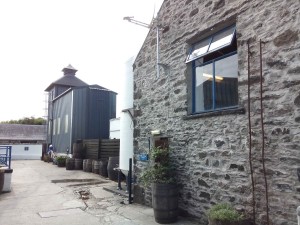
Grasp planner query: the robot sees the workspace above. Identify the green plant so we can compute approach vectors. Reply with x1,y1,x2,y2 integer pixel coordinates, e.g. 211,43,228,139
140,147,176,186
56,155,67,166
208,203,243,222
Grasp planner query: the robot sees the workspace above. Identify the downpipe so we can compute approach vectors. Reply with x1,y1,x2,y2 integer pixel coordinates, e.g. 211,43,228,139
297,206,300,225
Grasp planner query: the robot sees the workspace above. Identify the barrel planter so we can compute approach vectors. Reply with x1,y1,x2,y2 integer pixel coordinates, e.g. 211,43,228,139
75,158,83,170
2,169,13,192
99,160,108,177
208,218,253,225
152,183,178,224
57,156,67,167
66,158,75,170
73,142,84,159
43,154,49,162
107,157,119,181
0,170,4,193
92,160,100,174
207,204,252,225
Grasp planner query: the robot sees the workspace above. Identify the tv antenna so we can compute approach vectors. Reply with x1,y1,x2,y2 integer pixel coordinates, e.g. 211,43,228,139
123,17,151,28
123,4,156,29
123,5,168,78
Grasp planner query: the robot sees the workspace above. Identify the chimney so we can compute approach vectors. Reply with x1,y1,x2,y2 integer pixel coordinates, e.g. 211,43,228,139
62,64,78,76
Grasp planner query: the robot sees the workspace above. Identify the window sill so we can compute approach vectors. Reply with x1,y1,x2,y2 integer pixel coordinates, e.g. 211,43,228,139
183,107,245,120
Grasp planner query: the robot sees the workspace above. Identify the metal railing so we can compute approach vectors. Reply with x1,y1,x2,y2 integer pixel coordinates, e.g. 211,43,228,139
0,145,12,169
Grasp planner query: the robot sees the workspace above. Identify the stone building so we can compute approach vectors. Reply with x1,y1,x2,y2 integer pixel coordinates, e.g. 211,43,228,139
132,1,300,224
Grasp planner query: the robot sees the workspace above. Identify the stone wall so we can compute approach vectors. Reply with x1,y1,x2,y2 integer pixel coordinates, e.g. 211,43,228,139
133,1,300,224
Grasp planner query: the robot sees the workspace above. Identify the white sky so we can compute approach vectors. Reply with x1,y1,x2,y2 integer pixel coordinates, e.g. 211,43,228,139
0,0,163,121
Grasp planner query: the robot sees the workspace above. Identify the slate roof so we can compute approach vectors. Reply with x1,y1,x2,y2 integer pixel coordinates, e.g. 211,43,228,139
0,124,46,141
44,64,88,91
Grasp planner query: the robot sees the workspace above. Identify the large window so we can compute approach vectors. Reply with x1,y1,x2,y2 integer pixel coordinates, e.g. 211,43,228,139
187,25,238,114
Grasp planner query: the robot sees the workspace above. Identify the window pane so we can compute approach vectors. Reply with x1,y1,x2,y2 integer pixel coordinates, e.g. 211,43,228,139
209,26,235,52
187,38,210,62
214,54,238,109
65,114,68,133
48,121,51,135
53,119,56,135
195,63,213,112
57,118,61,135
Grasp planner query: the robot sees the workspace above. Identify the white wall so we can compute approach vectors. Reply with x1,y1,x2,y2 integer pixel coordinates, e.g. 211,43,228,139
10,144,42,160
119,56,134,173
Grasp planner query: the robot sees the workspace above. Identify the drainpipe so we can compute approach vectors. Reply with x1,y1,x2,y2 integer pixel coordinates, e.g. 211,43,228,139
70,90,74,154
156,25,160,78
297,206,300,225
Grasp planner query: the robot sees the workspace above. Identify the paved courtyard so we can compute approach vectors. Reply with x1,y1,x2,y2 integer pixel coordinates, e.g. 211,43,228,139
0,160,200,225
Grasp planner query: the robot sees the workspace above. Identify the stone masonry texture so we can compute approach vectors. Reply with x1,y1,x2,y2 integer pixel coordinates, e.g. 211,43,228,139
133,1,300,225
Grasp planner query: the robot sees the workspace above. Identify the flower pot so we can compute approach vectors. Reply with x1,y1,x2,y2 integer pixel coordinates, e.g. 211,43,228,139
152,183,178,224
0,170,4,193
57,159,66,167
43,155,49,162
208,218,253,225
2,169,13,192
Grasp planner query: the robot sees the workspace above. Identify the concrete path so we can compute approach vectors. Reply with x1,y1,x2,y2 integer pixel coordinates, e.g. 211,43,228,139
0,160,200,225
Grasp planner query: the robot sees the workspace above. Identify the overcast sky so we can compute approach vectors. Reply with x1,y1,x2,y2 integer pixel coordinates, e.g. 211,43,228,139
0,0,163,121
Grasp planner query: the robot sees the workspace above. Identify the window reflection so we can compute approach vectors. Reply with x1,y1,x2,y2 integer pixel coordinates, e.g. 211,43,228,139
209,26,235,52
188,38,210,62
195,53,238,112
215,54,238,109
195,63,213,112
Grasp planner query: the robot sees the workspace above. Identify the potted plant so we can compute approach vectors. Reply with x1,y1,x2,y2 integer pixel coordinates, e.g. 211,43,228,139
207,203,251,225
43,154,49,162
0,169,4,193
56,155,67,167
140,147,178,224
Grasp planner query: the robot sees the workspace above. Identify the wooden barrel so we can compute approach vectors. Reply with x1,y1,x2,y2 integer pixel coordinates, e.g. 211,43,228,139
99,160,108,177
92,160,100,174
66,158,75,170
107,157,119,181
92,160,95,173
74,158,83,170
85,159,92,172
83,159,87,171
152,183,178,224
73,142,84,159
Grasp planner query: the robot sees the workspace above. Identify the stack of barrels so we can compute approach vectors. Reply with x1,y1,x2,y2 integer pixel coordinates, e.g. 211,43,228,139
65,140,120,182
82,159,109,178
107,156,119,181
99,160,108,177
92,160,100,174
66,158,75,170
73,141,84,170
83,159,92,172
